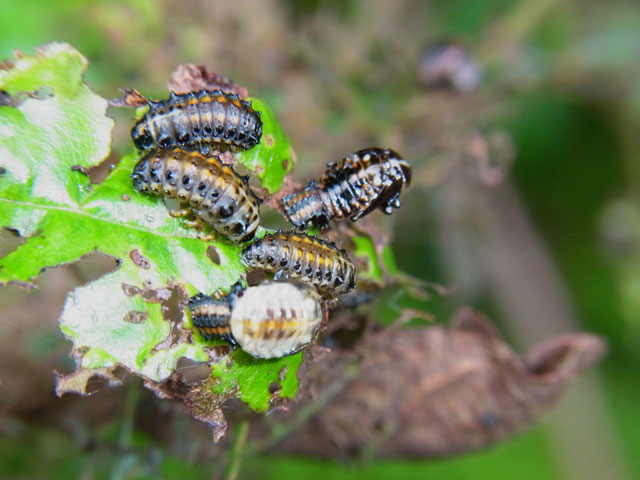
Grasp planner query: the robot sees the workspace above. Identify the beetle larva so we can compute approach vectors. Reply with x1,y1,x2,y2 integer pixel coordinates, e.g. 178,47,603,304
241,232,357,297
131,149,260,242
189,286,239,348
282,148,411,229
131,90,262,154
189,281,323,359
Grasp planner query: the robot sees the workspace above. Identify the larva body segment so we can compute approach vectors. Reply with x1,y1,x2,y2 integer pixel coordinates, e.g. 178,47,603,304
282,148,411,229
241,232,357,297
131,90,262,154
189,281,323,359
131,149,260,242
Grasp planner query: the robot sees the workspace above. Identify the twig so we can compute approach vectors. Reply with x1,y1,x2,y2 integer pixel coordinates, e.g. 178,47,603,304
224,419,249,480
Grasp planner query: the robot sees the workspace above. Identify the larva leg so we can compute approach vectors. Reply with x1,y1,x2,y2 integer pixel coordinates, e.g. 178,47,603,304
211,288,226,300
167,207,192,218
197,230,216,242
181,216,216,241
182,219,199,228
163,198,191,218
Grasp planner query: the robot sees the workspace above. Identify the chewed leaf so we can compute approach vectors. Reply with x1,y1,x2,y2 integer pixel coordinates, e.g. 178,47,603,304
0,42,113,209
235,97,294,193
210,349,303,412
0,43,306,425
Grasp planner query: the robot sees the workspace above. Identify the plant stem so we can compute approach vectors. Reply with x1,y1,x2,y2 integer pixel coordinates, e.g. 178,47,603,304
225,419,249,480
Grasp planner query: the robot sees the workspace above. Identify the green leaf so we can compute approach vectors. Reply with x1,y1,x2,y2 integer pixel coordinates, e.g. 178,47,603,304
0,43,304,420
353,234,384,282
236,97,294,193
210,350,303,412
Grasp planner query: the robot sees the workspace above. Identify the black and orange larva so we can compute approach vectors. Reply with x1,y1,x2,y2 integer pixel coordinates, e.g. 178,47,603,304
131,90,262,154
189,281,323,359
241,232,357,297
282,148,411,229
189,283,240,349
131,149,260,242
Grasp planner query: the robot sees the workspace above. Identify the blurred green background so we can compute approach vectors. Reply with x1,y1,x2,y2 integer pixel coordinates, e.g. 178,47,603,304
1,0,640,479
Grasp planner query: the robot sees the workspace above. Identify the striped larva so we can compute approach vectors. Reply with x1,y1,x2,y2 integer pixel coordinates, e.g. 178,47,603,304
131,149,260,242
131,90,262,154
282,148,411,229
241,232,357,298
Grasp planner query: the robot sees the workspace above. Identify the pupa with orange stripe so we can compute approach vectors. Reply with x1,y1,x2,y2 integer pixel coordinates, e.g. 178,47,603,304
131,89,262,154
241,232,357,297
189,281,323,359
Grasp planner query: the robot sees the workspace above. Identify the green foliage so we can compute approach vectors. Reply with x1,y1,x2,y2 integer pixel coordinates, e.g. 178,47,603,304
0,43,298,412
236,97,294,193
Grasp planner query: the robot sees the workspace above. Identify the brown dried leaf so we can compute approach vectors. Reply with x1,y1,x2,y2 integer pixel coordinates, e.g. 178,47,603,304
145,372,228,443
275,308,606,459
463,130,515,186
109,88,148,107
168,64,249,98
55,366,124,396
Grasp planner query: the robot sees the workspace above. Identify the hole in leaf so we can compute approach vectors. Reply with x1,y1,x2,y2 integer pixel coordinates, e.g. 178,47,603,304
245,268,267,286
161,286,186,325
233,162,250,177
87,153,120,184
122,283,142,297
176,358,211,384
84,374,109,394
0,228,22,256
206,245,221,265
67,252,120,286
111,366,129,382
268,382,281,394
258,206,291,230
248,174,262,190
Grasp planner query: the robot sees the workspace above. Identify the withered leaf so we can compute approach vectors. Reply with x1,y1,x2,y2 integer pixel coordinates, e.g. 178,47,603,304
55,366,125,396
109,88,148,107
275,308,606,459
145,372,229,443
168,64,249,98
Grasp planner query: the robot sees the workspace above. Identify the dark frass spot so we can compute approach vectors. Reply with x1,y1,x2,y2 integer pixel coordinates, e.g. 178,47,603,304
124,310,149,324
129,249,151,269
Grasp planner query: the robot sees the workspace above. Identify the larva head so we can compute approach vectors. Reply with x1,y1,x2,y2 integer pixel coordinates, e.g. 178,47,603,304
395,157,412,186
131,152,154,192
131,120,154,151
383,148,411,184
